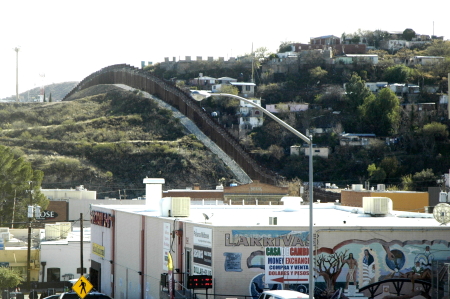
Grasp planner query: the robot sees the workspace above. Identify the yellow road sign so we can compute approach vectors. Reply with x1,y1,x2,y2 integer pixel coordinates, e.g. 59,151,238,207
72,275,93,299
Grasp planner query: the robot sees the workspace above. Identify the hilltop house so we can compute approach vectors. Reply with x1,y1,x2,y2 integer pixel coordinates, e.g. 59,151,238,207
266,103,309,113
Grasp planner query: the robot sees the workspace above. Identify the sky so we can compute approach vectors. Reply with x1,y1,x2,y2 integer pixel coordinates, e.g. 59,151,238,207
1,0,449,99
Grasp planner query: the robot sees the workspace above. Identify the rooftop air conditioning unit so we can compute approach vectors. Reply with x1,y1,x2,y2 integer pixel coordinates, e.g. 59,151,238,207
439,192,448,203
377,184,386,191
57,222,72,238
363,197,392,216
171,197,190,217
352,184,363,191
45,224,61,240
0,232,10,241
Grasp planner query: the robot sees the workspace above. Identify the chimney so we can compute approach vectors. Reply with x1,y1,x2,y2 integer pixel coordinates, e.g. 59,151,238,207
193,183,200,190
143,178,165,215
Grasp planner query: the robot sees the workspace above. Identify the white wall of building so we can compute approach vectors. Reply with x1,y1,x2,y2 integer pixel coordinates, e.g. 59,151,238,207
40,236,90,282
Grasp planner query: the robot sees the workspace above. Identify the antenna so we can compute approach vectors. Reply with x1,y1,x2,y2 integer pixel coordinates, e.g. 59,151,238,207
433,203,450,225
202,213,213,223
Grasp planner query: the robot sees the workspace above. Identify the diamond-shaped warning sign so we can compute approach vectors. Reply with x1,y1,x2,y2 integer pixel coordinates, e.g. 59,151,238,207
72,275,93,299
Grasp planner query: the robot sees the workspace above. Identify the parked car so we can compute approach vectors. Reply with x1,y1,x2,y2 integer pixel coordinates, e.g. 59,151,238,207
258,290,311,299
59,291,112,299
43,295,60,299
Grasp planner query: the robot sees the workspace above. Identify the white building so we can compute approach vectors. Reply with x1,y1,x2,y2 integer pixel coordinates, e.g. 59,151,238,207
41,186,146,226
335,54,378,65
266,103,309,113
290,145,330,158
239,98,264,133
40,225,91,283
409,56,445,66
89,178,450,299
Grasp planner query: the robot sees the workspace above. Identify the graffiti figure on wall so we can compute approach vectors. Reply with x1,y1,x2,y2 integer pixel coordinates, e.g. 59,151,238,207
361,249,376,287
343,253,358,289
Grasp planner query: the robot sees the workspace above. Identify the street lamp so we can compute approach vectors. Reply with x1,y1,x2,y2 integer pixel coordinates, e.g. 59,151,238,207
14,47,20,102
191,91,315,298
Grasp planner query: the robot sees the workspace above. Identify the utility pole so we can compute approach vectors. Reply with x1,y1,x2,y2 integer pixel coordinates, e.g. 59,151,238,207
80,213,84,277
11,190,17,228
14,47,20,102
27,182,33,290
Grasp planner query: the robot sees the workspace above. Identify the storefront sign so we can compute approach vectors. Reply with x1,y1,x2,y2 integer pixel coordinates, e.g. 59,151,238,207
93,243,105,258
163,223,171,271
193,227,212,247
193,245,212,266
90,211,112,228
226,230,309,247
193,264,212,276
265,246,309,284
193,227,212,276
36,210,59,220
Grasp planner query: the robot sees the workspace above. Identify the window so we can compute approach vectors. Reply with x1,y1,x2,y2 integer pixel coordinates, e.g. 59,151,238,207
246,86,251,91
47,268,61,282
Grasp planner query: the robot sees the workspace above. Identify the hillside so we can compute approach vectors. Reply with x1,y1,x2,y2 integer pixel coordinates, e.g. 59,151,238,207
0,85,236,198
1,81,78,102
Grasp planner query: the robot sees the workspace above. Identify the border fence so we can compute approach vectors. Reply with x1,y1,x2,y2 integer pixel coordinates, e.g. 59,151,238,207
63,64,280,185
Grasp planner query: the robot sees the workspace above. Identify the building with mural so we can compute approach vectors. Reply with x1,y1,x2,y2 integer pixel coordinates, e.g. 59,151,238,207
89,179,450,299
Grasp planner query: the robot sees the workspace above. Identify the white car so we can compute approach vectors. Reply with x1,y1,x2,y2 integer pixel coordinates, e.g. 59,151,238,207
258,290,311,299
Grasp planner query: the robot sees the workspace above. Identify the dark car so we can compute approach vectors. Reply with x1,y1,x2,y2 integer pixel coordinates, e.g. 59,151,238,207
59,291,112,299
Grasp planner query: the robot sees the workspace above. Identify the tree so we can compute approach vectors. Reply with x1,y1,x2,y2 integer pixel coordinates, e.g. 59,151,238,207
345,73,374,112
383,65,412,83
0,145,48,227
219,85,239,96
0,267,23,290
49,93,53,103
425,40,450,57
402,28,416,41
379,156,400,180
360,88,400,136
401,169,437,191
416,122,449,155
367,163,386,183
308,67,328,85
278,41,294,53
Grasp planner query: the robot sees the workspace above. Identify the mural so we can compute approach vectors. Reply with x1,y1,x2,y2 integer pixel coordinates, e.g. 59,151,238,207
223,229,450,299
316,239,450,298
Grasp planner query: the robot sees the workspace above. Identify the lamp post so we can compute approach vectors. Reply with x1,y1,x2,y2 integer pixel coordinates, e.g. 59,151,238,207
191,92,315,298
14,47,20,102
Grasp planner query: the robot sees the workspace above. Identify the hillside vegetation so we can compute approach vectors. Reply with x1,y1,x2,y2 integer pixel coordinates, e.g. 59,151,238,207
0,85,234,198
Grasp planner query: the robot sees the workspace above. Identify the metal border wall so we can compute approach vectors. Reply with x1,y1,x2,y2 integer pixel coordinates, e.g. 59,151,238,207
63,64,279,185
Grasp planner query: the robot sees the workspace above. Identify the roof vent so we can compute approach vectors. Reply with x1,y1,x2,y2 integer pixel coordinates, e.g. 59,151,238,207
363,197,392,216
